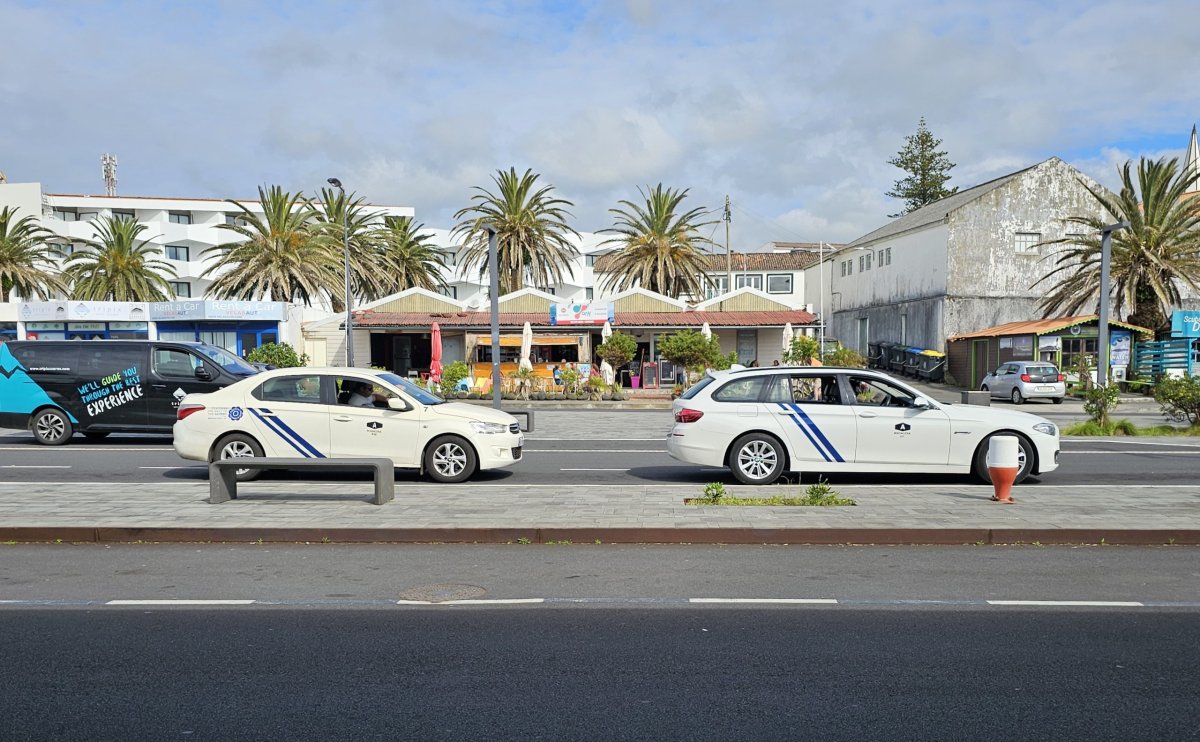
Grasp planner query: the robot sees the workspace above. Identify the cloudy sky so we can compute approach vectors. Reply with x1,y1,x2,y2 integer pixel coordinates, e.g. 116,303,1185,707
3,0,1198,250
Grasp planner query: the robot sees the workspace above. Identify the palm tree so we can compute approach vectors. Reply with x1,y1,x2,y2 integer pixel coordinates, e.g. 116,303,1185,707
204,185,343,306
64,216,175,301
599,184,717,299
1035,157,1200,332
373,216,448,296
0,206,67,302
310,186,387,309
453,168,579,295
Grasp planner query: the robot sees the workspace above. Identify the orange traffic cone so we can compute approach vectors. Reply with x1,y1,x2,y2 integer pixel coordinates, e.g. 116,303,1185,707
987,436,1019,504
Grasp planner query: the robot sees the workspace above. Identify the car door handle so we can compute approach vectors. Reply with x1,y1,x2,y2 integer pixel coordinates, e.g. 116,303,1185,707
858,412,878,418
333,416,352,422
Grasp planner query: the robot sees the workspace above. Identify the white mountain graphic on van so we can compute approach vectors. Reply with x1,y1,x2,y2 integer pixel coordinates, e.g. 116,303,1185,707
0,344,79,421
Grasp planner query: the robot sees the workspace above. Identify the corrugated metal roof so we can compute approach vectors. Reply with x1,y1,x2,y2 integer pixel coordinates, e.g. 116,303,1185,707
348,309,816,329
593,251,820,273
948,314,1154,341
846,159,1049,249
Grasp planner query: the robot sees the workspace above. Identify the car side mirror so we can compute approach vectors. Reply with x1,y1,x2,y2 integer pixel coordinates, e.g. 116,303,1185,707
194,366,213,381
912,397,932,409
387,397,409,412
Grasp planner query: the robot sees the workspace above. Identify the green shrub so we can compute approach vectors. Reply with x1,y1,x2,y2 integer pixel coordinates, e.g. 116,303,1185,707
245,342,309,368
702,482,726,502
783,336,820,365
596,331,637,370
657,330,726,381
1154,373,1200,426
823,347,866,368
1082,384,1121,426
439,360,470,394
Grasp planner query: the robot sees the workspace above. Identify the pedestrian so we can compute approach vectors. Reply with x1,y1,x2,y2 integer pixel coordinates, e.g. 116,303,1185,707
772,359,780,367
749,359,760,367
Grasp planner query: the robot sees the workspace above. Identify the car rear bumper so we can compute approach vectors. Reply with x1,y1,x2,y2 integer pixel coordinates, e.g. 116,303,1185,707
1019,383,1066,399
666,429,722,467
172,422,209,461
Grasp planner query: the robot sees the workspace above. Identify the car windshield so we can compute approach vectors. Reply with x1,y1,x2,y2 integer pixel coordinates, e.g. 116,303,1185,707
193,344,259,376
379,373,443,405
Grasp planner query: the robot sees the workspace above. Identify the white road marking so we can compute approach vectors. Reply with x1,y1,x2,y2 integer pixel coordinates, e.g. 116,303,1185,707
560,468,631,471
1067,451,1197,455
1062,439,1200,448
690,598,838,604
529,437,667,442
440,598,546,605
1,465,71,469
526,449,666,453
986,600,1144,607
138,466,203,470
105,599,256,606
0,447,175,452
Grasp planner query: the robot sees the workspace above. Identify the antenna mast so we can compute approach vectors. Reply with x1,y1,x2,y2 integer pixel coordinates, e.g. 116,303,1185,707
101,153,118,196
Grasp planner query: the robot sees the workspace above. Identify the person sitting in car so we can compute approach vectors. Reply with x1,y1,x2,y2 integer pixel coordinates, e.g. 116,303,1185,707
346,381,384,407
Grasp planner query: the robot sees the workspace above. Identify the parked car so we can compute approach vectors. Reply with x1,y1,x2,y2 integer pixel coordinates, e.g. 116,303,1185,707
0,340,259,445
980,362,1066,404
173,367,523,483
666,367,1060,486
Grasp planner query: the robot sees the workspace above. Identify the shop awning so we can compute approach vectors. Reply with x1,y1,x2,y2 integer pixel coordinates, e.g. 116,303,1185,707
495,335,581,346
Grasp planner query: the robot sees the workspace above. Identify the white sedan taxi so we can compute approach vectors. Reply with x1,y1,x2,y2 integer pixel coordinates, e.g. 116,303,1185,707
667,367,1060,485
173,367,523,483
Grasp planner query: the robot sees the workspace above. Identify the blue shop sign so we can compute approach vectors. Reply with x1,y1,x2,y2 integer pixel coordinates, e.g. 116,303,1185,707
1171,310,1200,338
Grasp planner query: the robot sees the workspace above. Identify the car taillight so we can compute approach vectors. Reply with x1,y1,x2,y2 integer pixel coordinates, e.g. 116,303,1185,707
1020,374,1031,383
1056,374,1065,382
675,408,704,423
177,404,205,421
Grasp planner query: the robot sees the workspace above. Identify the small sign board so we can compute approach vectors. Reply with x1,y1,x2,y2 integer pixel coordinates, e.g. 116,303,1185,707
549,302,614,326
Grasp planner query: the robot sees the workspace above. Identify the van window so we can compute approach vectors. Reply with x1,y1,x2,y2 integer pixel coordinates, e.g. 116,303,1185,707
153,348,202,379
9,344,79,373
79,345,144,380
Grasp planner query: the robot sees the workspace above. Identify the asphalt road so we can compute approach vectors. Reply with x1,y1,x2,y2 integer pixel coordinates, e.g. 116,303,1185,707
0,417,1198,485
2,545,1198,740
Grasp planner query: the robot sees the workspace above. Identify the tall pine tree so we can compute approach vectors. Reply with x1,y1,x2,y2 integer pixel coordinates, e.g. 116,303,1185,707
886,117,958,217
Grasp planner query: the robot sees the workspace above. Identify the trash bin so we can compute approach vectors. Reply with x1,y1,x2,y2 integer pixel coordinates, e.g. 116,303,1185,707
887,344,906,373
918,350,946,382
868,342,883,369
900,347,922,377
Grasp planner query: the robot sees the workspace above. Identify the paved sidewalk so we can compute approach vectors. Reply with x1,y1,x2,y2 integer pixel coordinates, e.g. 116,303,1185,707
2,480,1197,545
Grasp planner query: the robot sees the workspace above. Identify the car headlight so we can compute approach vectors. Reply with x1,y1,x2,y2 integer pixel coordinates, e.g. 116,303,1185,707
1032,422,1057,436
470,421,509,434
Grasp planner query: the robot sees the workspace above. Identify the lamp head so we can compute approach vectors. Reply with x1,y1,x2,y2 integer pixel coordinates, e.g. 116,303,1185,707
326,178,343,189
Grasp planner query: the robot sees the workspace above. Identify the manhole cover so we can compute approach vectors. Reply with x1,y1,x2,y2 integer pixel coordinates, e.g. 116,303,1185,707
398,583,487,602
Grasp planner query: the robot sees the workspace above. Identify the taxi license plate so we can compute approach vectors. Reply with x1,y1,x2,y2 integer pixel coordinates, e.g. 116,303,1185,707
1037,385,1054,392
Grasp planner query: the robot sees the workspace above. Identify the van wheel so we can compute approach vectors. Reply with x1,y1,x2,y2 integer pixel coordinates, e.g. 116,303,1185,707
425,435,477,483
213,433,264,482
973,433,1034,485
728,433,785,485
31,408,73,445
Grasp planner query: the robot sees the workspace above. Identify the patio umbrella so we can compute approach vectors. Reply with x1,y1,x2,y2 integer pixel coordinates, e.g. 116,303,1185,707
600,359,615,385
519,321,533,371
429,322,443,382
700,321,712,342
601,320,612,343
781,322,794,356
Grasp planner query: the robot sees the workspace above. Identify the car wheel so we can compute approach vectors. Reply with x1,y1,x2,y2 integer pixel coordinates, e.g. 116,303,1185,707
83,432,110,441
1051,397,1064,405
1011,388,1024,405
212,433,264,482
973,433,1034,485
425,435,477,484
31,408,73,446
980,385,990,397
728,433,786,485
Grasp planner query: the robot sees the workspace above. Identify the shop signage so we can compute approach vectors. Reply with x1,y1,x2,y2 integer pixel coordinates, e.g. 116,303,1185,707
20,301,147,322
1171,310,1200,338
550,302,613,326
1110,331,1132,366
149,300,286,321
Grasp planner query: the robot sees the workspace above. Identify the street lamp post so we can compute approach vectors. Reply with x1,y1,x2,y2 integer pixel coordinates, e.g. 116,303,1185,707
327,178,354,367
486,227,502,410
1096,221,1131,389
818,242,825,360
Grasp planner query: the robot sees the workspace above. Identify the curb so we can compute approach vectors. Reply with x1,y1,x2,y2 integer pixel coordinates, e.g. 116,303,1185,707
2,527,1197,546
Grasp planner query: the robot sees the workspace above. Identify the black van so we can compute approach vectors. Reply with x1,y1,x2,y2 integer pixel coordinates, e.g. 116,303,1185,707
0,340,259,445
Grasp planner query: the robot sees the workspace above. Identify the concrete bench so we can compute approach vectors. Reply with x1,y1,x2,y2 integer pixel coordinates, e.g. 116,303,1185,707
208,457,395,505
505,410,535,432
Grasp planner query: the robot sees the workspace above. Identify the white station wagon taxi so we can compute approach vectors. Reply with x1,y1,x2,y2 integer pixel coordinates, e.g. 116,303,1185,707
667,367,1060,485
174,367,523,483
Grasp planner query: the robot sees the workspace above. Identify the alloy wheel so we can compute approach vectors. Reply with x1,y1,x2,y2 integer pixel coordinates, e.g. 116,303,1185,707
433,442,468,478
737,440,778,481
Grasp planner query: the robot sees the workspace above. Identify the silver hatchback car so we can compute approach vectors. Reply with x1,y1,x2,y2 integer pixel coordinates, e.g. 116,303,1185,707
980,361,1066,404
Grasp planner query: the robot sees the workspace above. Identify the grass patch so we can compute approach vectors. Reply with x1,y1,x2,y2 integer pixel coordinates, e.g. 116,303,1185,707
689,479,855,507
1062,419,1200,436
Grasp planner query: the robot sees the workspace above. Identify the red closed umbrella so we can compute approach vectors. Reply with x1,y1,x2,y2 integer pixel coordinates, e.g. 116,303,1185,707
430,322,443,382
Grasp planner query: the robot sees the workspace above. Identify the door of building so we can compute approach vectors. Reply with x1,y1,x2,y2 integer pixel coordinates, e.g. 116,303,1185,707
971,340,990,388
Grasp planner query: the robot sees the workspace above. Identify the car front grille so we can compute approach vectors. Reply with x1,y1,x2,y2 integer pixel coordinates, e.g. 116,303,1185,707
509,423,521,434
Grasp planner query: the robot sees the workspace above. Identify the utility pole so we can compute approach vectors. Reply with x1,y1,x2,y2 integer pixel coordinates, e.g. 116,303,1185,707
818,242,825,360
487,227,502,410
1097,221,1131,389
724,195,732,295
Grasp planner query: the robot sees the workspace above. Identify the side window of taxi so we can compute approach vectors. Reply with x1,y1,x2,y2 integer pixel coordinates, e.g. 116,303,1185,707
766,374,841,405
848,376,916,407
253,375,323,405
712,376,767,402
